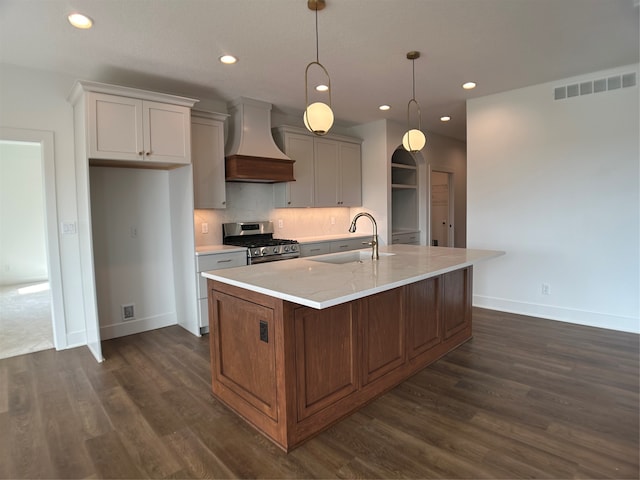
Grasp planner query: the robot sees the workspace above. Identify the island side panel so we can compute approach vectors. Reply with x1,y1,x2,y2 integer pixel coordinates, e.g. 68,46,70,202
361,287,406,385
406,276,442,359
442,266,472,339
293,302,360,421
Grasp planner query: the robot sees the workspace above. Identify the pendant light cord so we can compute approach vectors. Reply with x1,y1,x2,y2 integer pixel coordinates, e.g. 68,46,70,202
412,58,416,100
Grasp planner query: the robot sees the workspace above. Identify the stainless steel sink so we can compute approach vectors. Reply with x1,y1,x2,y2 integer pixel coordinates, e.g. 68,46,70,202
309,250,395,265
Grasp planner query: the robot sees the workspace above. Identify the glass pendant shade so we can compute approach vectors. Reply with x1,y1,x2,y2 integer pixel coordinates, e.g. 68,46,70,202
402,129,426,152
304,101,334,135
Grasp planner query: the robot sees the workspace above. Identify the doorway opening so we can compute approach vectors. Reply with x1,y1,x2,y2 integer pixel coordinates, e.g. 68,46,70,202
430,170,454,247
0,128,65,359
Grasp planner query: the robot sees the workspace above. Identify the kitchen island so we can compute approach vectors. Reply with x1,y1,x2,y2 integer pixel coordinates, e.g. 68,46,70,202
202,244,503,451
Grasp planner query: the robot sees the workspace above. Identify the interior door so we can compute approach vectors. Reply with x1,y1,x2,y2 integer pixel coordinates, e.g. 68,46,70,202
430,170,453,247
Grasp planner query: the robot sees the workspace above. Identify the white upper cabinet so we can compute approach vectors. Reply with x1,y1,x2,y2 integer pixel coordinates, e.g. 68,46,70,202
191,111,229,209
70,81,197,167
273,128,315,207
274,126,361,208
314,138,362,207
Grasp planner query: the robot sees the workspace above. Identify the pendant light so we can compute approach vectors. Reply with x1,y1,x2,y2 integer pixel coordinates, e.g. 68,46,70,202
402,51,426,152
303,0,334,136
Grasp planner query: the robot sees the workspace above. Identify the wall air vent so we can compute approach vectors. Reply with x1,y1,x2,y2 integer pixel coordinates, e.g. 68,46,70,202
554,72,636,101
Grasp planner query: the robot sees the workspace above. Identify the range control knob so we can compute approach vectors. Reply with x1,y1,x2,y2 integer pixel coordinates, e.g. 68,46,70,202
290,244,298,252
260,247,268,256
253,249,260,256
284,246,290,252
273,247,279,254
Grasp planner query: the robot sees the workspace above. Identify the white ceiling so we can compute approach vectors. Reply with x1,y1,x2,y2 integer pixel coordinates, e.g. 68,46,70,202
1,0,638,141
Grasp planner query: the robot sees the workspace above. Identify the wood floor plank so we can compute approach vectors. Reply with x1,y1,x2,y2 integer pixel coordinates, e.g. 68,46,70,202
85,430,146,479
36,383,95,478
162,427,236,479
99,385,183,478
0,307,637,479
59,366,113,439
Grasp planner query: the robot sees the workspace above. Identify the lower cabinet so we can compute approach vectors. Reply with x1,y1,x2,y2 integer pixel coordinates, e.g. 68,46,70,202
196,250,247,332
208,266,472,451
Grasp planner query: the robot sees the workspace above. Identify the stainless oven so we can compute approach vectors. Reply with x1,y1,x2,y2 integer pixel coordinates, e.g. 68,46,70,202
222,221,300,264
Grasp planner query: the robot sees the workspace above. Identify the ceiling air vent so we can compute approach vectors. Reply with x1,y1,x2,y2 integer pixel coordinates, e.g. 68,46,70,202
553,72,636,101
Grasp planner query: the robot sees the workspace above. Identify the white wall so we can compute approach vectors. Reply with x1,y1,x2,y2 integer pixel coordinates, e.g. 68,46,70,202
0,142,47,285
467,64,639,333
0,64,87,346
90,167,178,339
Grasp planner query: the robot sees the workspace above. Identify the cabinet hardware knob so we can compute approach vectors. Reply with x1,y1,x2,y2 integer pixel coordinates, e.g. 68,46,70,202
138,151,143,156
146,151,151,156
222,201,226,205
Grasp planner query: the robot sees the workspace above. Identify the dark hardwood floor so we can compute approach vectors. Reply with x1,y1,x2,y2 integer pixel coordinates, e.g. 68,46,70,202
1,307,638,479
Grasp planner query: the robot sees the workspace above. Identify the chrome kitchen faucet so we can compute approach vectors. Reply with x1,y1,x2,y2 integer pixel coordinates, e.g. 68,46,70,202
349,212,379,260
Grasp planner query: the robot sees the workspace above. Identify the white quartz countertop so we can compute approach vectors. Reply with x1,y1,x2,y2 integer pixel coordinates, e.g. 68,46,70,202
202,245,505,309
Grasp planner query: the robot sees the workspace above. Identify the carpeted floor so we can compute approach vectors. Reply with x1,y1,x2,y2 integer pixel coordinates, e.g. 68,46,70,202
0,282,54,359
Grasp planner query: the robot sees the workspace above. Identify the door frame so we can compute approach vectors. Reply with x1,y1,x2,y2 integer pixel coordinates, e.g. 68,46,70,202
429,166,455,247
0,127,66,349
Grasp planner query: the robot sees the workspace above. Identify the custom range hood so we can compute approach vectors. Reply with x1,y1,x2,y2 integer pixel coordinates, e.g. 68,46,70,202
225,97,295,183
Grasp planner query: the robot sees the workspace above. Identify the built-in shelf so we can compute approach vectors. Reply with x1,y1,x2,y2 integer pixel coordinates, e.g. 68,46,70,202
390,148,419,240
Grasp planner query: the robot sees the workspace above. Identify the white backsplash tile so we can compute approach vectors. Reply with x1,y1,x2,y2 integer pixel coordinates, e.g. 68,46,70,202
193,183,356,246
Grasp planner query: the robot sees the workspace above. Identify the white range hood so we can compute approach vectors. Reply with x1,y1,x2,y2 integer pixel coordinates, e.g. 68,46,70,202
225,97,295,183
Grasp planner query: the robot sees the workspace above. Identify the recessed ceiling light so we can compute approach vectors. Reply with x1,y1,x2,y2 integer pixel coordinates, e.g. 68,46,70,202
440,116,451,122
219,55,238,65
315,84,329,92
68,13,93,29
462,81,477,90
379,105,391,111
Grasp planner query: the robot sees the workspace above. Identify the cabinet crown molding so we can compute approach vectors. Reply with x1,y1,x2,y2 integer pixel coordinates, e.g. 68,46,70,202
68,80,199,108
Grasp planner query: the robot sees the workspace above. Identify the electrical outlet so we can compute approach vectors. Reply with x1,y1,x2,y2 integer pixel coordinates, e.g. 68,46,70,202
259,320,268,343
130,226,138,239
330,216,336,225
201,222,209,234
278,219,284,229
541,283,551,295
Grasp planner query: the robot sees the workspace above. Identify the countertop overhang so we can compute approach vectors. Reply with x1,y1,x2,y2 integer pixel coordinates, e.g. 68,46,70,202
202,245,505,309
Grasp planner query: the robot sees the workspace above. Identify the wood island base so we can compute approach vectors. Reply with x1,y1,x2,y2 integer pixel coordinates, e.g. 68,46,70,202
208,266,472,451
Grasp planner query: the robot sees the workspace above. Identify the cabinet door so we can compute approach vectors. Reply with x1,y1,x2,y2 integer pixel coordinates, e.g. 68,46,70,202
277,133,315,207
210,291,278,420
192,117,226,208
299,242,331,257
362,288,405,384
88,92,144,161
406,277,441,359
442,267,472,339
143,101,191,164
314,138,340,207
330,237,368,253
339,142,362,207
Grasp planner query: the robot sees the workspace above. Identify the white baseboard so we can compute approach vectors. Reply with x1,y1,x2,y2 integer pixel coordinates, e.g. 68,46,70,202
473,295,640,334
100,312,177,340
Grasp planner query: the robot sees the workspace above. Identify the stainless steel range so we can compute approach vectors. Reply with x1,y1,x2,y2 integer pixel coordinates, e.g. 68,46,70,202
222,221,299,264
